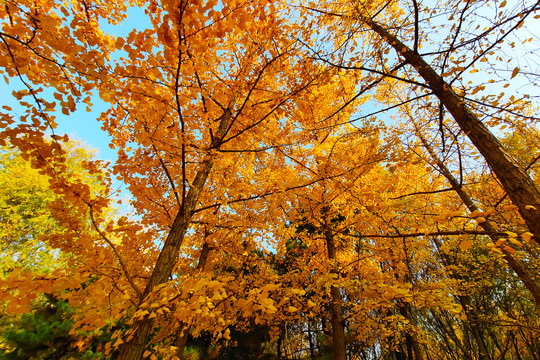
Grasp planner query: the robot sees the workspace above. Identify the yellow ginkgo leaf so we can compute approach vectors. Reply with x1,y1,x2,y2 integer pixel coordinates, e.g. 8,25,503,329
459,240,473,251
521,232,533,242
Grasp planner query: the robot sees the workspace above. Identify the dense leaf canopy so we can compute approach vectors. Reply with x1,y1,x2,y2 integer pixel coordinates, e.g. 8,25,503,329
1,0,539,359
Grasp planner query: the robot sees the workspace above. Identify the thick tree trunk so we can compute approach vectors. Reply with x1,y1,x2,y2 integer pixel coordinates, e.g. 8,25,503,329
323,212,347,360
413,123,540,306
328,285,346,360
118,109,231,360
360,14,540,245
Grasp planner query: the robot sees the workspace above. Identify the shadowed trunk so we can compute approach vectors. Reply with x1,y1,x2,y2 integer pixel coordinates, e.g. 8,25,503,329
118,109,231,360
323,208,347,360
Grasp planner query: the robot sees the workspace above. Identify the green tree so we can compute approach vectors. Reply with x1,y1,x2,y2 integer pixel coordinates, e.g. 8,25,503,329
0,140,107,275
0,140,115,359
0,146,59,275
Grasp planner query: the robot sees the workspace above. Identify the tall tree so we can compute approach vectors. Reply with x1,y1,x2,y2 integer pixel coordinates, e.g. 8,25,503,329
305,0,540,243
2,0,540,358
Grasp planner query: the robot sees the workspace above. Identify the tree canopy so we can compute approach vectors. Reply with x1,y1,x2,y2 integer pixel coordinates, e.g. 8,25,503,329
1,0,539,359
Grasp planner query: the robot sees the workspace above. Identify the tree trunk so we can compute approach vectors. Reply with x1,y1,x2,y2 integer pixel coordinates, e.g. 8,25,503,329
410,119,540,306
398,303,424,360
323,210,347,360
359,14,540,245
118,109,232,360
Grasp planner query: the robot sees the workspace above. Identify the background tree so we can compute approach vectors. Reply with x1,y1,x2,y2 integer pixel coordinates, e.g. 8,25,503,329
0,140,117,359
0,146,58,275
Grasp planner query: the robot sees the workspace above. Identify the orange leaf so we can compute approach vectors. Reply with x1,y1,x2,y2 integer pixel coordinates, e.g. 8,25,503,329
459,240,473,251
510,67,519,79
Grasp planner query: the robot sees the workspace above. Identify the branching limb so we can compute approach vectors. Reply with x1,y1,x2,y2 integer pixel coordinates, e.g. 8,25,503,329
88,205,143,300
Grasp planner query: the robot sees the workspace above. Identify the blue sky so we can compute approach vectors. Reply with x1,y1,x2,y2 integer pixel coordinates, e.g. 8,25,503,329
54,6,152,162
1,5,151,163
2,2,539,164
0,6,153,216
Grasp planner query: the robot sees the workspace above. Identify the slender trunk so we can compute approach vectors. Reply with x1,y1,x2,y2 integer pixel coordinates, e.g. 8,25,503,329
511,333,523,360
323,210,347,360
398,304,424,360
457,296,491,360
413,124,540,306
430,236,490,360
118,109,231,360
409,119,501,357
430,308,472,359
359,14,540,245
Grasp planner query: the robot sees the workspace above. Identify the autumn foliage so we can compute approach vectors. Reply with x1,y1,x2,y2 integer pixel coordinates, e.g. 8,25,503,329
1,0,539,359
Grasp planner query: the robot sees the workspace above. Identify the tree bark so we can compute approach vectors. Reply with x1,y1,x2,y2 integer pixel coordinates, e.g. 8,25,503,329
359,14,540,245
323,209,347,360
118,109,232,360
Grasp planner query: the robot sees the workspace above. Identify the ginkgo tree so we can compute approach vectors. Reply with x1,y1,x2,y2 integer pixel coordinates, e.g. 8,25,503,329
2,0,337,357
1,0,539,358
303,0,540,242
